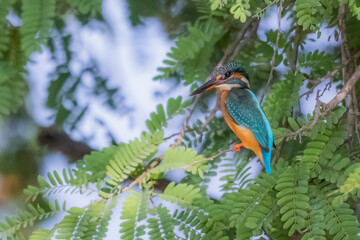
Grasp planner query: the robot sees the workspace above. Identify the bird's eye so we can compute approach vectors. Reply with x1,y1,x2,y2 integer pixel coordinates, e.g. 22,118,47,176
225,72,231,78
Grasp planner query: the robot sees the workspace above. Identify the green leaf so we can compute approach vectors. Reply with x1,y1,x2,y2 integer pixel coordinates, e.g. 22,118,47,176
120,191,149,240
288,117,300,131
158,182,201,207
21,0,56,57
151,147,208,176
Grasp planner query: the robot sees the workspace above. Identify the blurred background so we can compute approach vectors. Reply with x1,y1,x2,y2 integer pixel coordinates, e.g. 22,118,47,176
0,0,343,238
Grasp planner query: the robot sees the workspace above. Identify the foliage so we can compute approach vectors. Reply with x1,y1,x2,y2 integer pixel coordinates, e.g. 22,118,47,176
0,0,13,58
295,0,322,31
276,166,309,236
211,0,251,22
0,26,27,118
0,0,107,121
157,182,202,207
0,200,66,240
21,0,56,57
346,0,360,19
120,191,149,240
1,0,360,239
262,73,303,128
24,169,93,202
65,0,102,16
146,96,192,133
104,131,164,189
147,204,176,240
317,183,360,240
155,21,225,87
336,167,360,202
151,147,209,176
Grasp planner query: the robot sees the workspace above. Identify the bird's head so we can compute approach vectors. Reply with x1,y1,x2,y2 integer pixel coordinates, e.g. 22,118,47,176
191,62,250,95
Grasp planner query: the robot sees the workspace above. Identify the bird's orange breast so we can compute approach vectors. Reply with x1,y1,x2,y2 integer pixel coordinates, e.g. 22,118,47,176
220,90,264,164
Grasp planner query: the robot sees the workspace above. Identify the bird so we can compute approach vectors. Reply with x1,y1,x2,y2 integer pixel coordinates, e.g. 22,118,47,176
191,62,273,174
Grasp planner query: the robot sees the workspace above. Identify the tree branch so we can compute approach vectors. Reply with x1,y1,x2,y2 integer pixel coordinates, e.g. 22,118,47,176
273,23,301,163
338,3,357,145
324,65,360,111
260,0,282,104
37,127,93,162
172,97,200,147
229,19,260,63
218,18,259,67
164,129,193,140
351,89,360,144
290,25,302,73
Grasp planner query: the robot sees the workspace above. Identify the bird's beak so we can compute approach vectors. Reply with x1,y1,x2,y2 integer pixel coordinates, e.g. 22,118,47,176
191,78,218,96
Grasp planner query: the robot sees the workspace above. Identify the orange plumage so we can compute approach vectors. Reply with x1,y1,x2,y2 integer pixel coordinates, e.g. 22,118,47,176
220,90,264,165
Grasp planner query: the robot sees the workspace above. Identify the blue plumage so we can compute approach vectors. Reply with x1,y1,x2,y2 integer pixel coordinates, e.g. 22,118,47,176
248,90,273,174
226,88,273,174
262,150,272,174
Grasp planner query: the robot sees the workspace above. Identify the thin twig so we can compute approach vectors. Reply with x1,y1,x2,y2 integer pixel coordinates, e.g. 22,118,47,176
288,90,324,142
299,69,338,99
260,0,282,104
172,97,200,147
83,199,103,209
164,131,185,140
299,51,360,99
229,20,260,62
181,148,233,169
164,106,219,141
218,18,258,68
121,158,162,193
351,90,360,144
164,128,194,140
149,195,157,208
285,65,360,141
324,65,360,111
83,158,163,209
200,105,220,129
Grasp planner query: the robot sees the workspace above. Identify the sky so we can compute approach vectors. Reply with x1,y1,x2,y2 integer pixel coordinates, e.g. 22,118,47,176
3,0,344,238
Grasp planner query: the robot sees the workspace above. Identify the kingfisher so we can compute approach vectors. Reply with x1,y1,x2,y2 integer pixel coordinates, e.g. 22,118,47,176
191,62,273,174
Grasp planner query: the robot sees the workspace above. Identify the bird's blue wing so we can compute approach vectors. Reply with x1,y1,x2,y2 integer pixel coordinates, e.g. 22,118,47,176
226,89,273,152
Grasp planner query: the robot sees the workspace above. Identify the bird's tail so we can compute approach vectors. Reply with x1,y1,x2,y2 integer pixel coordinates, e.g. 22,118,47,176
261,149,271,174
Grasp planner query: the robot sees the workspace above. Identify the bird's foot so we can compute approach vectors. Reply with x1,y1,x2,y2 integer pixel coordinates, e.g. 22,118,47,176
233,143,243,152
